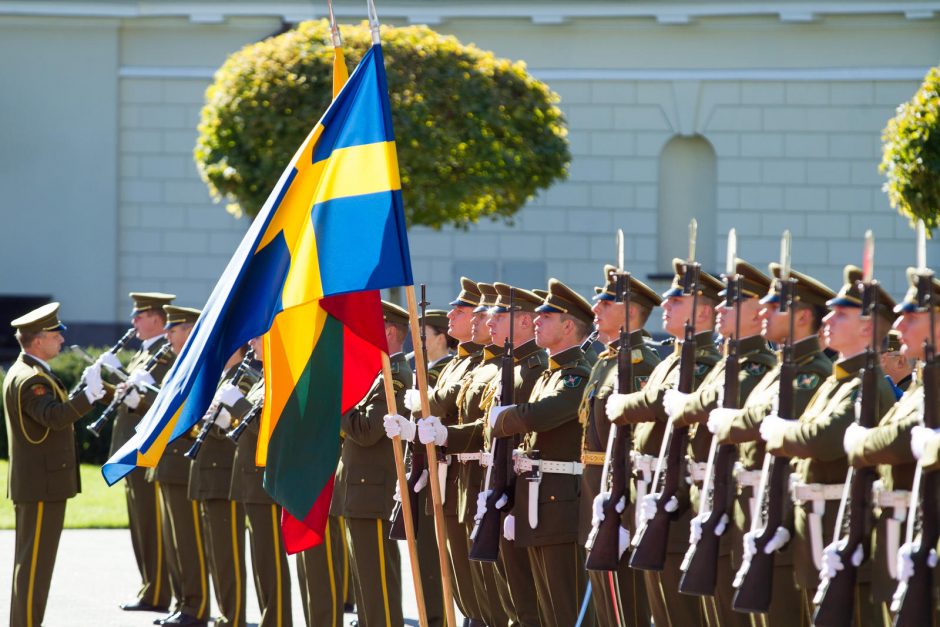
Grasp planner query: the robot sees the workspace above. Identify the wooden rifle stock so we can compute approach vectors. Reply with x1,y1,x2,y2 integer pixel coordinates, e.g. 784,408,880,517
390,446,426,540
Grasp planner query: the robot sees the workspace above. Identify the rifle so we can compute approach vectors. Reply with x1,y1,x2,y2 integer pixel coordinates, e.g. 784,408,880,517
732,230,796,613
184,349,258,459
469,288,516,562
891,220,939,627
813,231,879,626
87,343,173,437
390,286,431,540
630,218,700,571
680,228,741,595
585,270,633,571
68,328,136,395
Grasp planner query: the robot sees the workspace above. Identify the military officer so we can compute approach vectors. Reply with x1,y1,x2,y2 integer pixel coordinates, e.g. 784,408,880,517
758,266,896,624
708,263,834,627
881,329,914,398
188,345,258,627
605,259,724,627
220,335,293,627
108,292,175,614
581,266,662,627
146,306,209,626
330,301,412,627
668,259,776,627
4,303,105,627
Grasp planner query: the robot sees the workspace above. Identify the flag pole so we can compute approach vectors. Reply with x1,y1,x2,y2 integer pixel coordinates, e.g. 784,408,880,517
405,285,459,627
382,352,430,627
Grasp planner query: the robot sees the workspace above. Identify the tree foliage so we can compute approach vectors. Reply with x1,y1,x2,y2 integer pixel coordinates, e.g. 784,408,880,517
881,66,940,234
195,20,570,229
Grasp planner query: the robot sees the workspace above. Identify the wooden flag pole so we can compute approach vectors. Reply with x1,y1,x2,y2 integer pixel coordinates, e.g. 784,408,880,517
405,285,459,627
382,352,429,627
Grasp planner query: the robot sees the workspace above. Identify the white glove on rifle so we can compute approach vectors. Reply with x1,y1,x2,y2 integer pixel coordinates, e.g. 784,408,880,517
81,365,105,402
910,425,940,461
663,389,689,418
819,538,864,580
591,491,625,527
216,382,244,408
417,416,447,446
384,413,416,442
475,489,491,523
412,468,429,493
707,407,737,435
743,526,791,560
127,369,155,389
503,514,516,541
639,493,678,526
605,393,629,423
96,352,124,373
895,541,939,586
489,405,512,429
689,511,730,545
842,423,869,455
759,414,790,444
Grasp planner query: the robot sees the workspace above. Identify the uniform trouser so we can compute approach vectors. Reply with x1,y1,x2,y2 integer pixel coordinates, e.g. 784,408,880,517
200,499,246,627
126,470,170,607
244,502,292,627
297,515,348,627
644,551,704,627
10,500,66,627
346,517,403,627
415,495,445,627
445,514,483,621
500,533,541,626
159,482,209,620
467,520,510,626
701,552,750,627
528,542,587,627
587,557,650,627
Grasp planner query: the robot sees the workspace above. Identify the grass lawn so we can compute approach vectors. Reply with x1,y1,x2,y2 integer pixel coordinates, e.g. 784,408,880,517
0,460,128,529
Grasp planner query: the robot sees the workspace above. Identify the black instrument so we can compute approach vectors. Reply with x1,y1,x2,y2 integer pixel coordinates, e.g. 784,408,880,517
184,349,258,459
87,343,173,437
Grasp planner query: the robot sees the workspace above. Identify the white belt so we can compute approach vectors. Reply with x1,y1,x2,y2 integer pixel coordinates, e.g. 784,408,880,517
456,453,482,463
733,462,762,487
791,480,844,571
688,461,708,483
872,481,910,511
480,452,493,468
872,480,910,578
514,458,584,476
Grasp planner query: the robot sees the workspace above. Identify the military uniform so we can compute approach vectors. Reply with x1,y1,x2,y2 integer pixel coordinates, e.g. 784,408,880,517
296,514,352,627
579,267,662,627
187,360,259,627
3,303,97,627
109,292,176,611
227,378,293,627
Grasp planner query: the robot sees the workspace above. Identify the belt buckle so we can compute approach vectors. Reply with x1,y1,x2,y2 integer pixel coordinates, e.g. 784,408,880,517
525,450,542,483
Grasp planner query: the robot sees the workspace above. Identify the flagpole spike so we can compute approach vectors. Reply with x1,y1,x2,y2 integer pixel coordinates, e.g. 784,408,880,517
327,0,342,47
863,230,874,284
617,229,624,271
367,0,381,44
726,228,737,276
917,220,927,271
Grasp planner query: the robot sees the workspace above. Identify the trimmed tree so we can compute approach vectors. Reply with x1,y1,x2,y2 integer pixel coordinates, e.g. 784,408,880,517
195,20,570,229
881,66,940,234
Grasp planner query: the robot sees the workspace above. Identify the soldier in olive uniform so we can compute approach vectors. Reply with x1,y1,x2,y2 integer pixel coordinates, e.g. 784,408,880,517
146,306,209,626
221,335,293,627
844,268,940,623
106,292,175,613
188,345,259,627
708,263,834,627
417,284,509,627
296,514,351,627
481,279,593,627
881,329,914,397
4,303,105,627
581,266,662,627
667,259,776,627
605,259,724,627
758,266,897,624
331,301,412,627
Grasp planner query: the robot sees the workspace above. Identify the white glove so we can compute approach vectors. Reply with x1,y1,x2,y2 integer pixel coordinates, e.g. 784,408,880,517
404,388,421,412
819,538,864,580
689,511,730,545
842,423,869,455
910,425,940,461
127,369,155,388
81,365,105,402
895,542,939,583
664,389,689,418
412,468,429,493
475,489,492,522
707,408,737,435
606,393,629,422
489,405,512,429
503,514,516,541
714,512,729,536
417,416,447,446
591,491,625,527
216,382,244,407
619,527,631,559
383,413,416,442
123,385,142,410
96,352,123,372
759,414,790,444
639,493,678,526
214,406,232,430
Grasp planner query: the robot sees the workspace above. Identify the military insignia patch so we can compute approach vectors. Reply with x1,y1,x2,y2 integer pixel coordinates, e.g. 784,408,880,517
30,384,46,397
795,373,820,390
393,380,405,391
744,362,767,377
562,374,583,388
635,376,649,390
694,363,709,377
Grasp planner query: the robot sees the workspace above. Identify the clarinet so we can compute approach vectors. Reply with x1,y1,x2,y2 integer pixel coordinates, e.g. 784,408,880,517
86,343,172,437
225,402,262,443
185,349,258,459
69,328,135,396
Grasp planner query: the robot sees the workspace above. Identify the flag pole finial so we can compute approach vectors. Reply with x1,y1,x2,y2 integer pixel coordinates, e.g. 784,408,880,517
367,0,381,44
327,0,342,47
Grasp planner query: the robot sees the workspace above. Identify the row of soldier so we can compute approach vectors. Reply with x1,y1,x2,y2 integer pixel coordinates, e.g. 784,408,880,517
5,235,940,626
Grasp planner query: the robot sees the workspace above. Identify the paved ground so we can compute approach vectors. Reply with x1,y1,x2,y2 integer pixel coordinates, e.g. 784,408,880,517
0,529,457,626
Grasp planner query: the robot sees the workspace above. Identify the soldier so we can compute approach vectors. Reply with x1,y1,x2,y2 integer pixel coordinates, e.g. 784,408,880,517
4,303,105,627
295,512,350,627
188,345,258,627
881,329,914,398
581,266,662,627
667,259,776,627
708,263,834,627
146,306,209,626
219,335,293,627
107,292,175,614
757,266,896,624
605,259,723,626
844,268,940,622
330,301,412,627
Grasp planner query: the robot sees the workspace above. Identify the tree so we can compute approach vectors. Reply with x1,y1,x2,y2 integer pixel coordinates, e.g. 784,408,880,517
881,66,940,234
195,20,570,229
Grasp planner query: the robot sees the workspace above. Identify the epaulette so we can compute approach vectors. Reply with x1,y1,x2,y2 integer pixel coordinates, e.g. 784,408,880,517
527,354,543,369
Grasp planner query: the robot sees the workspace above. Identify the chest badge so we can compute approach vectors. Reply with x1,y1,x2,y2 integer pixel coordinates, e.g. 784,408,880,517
562,374,583,388
796,373,821,390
